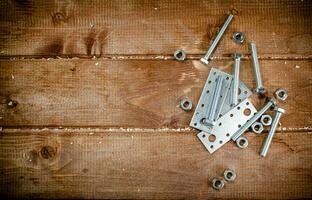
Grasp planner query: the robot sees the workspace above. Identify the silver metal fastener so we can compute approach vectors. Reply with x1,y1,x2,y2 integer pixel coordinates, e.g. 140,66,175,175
232,98,276,141
260,114,272,126
274,88,288,101
204,75,224,126
212,178,225,190
250,42,266,95
174,49,186,61
200,14,234,65
231,53,242,106
260,107,285,157
180,98,192,111
236,136,249,148
232,32,245,44
251,121,264,134
224,169,236,182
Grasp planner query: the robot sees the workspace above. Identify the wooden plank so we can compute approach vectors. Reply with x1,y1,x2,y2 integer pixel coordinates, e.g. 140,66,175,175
0,59,311,128
0,129,311,199
0,0,311,57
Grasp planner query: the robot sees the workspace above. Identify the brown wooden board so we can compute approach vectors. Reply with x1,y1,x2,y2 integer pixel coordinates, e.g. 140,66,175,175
0,0,311,57
0,59,311,129
0,129,311,199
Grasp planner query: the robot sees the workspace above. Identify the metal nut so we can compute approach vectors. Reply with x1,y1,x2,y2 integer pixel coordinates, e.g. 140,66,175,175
232,32,245,44
212,178,225,190
260,114,272,126
236,136,248,148
180,98,192,111
174,49,186,61
224,169,236,182
274,88,288,101
251,122,264,134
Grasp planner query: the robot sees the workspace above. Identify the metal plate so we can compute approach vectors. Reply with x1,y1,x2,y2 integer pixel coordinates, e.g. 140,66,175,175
190,68,252,133
197,98,257,153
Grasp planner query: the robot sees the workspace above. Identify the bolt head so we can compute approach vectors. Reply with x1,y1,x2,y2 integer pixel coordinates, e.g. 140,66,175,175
200,57,209,65
233,53,242,59
255,87,267,95
275,107,285,114
268,98,277,107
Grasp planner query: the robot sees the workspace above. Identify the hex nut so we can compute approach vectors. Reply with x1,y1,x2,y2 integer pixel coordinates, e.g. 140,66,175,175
212,178,225,190
180,98,192,111
260,114,272,126
236,136,248,149
274,88,288,101
251,122,264,134
232,32,245,44
224,169,236,182
174,49,186,61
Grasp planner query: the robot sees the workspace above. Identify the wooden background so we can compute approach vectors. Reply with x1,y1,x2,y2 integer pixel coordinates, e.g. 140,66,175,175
0,0,311,199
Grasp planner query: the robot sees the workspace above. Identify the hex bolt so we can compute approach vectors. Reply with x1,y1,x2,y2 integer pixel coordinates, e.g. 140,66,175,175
260,107,285,157
250,43,266,95
232,98,276,141
200,14,234,65
204,75,224,125
231,53,242,106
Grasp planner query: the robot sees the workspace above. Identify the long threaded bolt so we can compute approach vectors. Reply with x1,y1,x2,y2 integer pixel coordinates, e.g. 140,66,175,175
231,53,242,106
231,98,276,141
205,75,224,125
260,107,285,157
250,42,266,95
200,14,234,65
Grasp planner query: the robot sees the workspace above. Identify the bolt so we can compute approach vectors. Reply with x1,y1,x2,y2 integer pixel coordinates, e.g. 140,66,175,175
260,107,285,157
204,75,224,126
250,43,266,95
200,14,234,65
231,53,242,106
232,98,276,141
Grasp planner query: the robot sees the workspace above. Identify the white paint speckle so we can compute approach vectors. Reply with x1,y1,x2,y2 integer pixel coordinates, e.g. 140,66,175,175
11,75,14,80
99,141,102,144
70,142,73,145
284,61,287,64
154,7,158,10
295,65,300,69
95,62,99,66
0,51,4,54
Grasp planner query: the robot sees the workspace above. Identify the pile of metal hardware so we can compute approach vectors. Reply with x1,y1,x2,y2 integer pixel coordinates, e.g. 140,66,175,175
178,14,288,158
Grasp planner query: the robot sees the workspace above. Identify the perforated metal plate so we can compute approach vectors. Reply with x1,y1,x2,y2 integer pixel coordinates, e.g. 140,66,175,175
190,68,252,133
197,98,257,153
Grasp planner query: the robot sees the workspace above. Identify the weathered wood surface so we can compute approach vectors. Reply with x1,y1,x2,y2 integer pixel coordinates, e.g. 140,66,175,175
0,0,311,57
1,0,312,199
0,59,311,129
0,129,311,199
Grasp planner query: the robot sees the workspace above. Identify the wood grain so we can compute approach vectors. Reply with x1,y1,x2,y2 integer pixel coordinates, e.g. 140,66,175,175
0,0,311,57
0,59,311,128
0,129,311,199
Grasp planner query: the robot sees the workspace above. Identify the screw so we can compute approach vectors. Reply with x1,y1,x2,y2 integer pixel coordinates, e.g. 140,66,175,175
200,14,234,65
231,98,276,141
204,75,224,126
231,53,242,106
260,107,285,157
250,43,266,95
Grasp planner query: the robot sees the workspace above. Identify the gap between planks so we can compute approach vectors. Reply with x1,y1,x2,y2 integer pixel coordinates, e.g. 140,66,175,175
1,126,312,134
0,54,311,61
